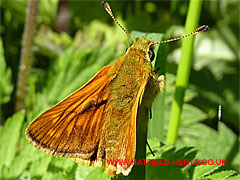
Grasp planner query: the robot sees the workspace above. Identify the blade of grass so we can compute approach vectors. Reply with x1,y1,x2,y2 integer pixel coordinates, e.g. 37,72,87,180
166,0,203,145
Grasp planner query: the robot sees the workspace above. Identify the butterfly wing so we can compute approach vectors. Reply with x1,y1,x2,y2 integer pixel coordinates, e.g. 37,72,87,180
26,54,158,177
26,65,113,164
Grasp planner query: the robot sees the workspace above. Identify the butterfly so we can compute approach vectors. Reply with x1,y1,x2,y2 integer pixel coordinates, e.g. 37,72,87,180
25,1,208,177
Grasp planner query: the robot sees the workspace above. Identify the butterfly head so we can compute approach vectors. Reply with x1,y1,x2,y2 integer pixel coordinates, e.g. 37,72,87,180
125,38,155,62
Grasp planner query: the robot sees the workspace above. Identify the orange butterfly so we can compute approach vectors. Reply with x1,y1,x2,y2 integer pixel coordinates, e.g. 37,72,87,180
26,1,208,177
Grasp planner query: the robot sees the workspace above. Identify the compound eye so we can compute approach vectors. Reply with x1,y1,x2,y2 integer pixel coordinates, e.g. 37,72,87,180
148,48,155,61
125,47,129,54
125,43,133,54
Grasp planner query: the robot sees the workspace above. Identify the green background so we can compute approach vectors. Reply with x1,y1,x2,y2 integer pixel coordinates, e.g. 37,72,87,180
0,0,239,179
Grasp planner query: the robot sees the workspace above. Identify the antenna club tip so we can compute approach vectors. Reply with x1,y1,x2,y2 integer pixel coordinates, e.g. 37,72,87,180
101,1,110,11
202,25,209,30
196,25,209,32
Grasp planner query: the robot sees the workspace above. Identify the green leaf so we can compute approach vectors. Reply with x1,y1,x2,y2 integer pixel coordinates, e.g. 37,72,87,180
29,155,52,176
193,164,221,180
146,164,188,180
0,128,49,179
0,39,13,104
206,170,237,180
38,0,58,26
146,146,198,180
226,174,240,180
75,164,109,180
178,122,239,167
49,157,75,172
41,171,63,180
0,111,25,167
180,104,208,125
35,26,70,57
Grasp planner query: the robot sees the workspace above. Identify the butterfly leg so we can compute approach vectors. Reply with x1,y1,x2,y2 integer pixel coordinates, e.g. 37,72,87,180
149,108,152,119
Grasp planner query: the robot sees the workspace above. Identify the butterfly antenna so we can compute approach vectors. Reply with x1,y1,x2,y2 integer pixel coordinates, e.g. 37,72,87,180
154,25,209,44
101,1,135,41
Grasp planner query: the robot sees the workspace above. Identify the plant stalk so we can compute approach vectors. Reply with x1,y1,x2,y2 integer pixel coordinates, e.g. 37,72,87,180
166,0,203,145
15,0,39,111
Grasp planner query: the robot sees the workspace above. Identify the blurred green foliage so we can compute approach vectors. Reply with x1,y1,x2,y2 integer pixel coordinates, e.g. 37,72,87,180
0,0,239,179
0,39,13,105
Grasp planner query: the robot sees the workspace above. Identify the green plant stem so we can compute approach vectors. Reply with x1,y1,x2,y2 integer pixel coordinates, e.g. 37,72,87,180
166,0,203,145
15,0,39,111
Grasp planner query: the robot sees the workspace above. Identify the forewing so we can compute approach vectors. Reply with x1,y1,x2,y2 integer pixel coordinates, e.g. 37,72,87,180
26,65,112,161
